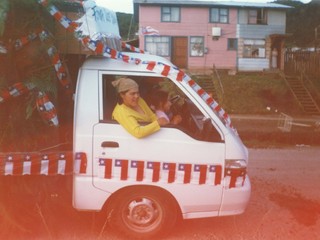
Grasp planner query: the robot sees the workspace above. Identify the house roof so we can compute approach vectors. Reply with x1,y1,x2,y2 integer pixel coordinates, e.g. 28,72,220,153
133,0,292,9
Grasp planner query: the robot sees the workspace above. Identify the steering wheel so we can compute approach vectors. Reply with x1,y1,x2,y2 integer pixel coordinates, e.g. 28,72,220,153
171,98,197,131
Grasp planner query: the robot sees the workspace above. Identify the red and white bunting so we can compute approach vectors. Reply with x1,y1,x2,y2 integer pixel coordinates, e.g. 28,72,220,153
0,151,87,176
121,42,145,54
225,168,246,189
98,158,223,186
0,82,34,103
36,91,59,126
47,46,72,91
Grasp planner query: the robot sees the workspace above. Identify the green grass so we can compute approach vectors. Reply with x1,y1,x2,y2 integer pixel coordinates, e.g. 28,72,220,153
210,71,305,115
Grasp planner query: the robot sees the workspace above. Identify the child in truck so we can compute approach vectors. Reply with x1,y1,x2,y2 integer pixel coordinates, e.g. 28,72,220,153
112,77,167,138
149,89,182,125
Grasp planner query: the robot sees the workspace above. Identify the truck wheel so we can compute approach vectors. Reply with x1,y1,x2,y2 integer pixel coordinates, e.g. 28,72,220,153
108,187,178,239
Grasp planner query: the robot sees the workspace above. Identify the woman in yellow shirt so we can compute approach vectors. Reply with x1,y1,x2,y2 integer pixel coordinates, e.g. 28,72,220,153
112,78,167,138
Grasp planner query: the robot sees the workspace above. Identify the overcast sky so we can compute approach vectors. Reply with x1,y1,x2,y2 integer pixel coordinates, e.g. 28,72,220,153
95,0,312,14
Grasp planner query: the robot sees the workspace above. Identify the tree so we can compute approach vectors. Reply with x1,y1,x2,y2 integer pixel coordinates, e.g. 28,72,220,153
0,0,69,151
275,0,320,47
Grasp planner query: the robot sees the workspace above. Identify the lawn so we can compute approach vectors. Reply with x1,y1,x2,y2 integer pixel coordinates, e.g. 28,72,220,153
210,71,305,116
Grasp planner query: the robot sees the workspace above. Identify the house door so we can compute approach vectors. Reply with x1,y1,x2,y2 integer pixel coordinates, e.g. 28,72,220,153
172,37,188,69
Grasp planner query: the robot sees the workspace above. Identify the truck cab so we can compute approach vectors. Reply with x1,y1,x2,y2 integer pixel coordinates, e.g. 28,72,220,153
73,52,250,239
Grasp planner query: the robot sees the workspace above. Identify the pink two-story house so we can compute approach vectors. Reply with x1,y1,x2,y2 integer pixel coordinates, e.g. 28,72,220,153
133,0,291,72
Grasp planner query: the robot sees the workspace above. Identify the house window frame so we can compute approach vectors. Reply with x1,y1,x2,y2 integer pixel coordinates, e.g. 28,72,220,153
161,6,180,22
228,38,238,51
210,7,229,23
190,36,205,57
145,36,171,57
248,9,268,25
243,39,266,58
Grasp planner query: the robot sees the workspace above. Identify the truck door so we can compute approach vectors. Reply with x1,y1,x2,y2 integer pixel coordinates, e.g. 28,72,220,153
92,73,226,213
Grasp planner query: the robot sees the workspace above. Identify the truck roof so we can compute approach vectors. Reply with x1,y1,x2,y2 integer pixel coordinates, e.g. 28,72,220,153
81,52,176,74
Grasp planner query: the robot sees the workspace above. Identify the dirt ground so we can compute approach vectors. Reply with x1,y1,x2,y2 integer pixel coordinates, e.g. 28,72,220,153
0,146,319,240
163,147,320,240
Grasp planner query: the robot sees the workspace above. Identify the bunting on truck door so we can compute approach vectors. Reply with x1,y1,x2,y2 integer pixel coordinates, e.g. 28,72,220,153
98,158,222,186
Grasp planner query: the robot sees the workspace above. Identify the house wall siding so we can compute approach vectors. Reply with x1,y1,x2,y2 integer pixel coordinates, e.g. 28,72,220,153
237,9,286,71
237,24,286,39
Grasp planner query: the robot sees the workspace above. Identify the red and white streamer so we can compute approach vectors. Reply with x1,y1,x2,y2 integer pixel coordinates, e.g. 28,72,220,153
0,82,34,103
98,158,223,186
36,91,59,126
0,151,87,176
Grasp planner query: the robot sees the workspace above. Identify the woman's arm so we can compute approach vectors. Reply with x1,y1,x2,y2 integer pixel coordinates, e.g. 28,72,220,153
112,104,160,138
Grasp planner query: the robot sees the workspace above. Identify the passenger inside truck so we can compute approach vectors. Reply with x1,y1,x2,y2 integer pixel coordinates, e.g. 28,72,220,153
102,74,222,142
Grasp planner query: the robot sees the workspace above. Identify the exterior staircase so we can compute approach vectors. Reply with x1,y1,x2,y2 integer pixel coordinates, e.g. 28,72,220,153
284,75,320,115
194,75,219,101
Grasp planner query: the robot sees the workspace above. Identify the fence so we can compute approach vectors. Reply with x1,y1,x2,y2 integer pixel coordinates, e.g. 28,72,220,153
285,51,320,78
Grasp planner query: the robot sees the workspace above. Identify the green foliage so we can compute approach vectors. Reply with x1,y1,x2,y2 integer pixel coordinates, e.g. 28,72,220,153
116,12,138,40
0,0,9,36
274,0,320,47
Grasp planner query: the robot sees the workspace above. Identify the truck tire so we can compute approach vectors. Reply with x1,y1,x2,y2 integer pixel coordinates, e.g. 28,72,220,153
108,186,178,239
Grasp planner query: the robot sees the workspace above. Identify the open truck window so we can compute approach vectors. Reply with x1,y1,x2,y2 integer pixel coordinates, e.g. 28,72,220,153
101,74,223,142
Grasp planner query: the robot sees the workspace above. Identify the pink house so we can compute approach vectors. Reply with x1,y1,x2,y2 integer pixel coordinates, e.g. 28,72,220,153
133,0,291,72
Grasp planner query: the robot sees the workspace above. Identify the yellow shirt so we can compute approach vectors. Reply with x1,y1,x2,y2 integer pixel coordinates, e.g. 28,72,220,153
112,98,160,138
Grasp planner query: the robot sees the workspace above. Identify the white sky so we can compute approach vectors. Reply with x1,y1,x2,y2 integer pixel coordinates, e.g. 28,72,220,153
95,0,312,14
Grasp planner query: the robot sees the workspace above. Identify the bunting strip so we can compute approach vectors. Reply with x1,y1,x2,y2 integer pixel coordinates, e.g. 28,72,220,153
14,30,43,50
98,158,223,186
121,42,145,54
225,168,246,189
36,91,59,126
0,151,87,176
47,46,72,90
0,82,34,103
0,43,7,54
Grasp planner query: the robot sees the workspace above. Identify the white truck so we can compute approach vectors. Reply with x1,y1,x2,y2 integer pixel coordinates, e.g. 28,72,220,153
74,51,250,238
2,51,250,239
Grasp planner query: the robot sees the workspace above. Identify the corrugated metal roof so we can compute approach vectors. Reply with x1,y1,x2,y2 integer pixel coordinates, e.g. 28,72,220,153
133,0,292,9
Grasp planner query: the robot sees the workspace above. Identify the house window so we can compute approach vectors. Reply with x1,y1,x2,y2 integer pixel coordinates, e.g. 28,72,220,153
190,37,204,57
248,9,267,24
210,8,229,23
228,39,238,51
243,39,266,58
145,36,170,56
161,7,180,22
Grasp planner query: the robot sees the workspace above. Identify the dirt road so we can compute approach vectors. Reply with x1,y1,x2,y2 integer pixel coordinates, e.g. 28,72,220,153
1,147,320,239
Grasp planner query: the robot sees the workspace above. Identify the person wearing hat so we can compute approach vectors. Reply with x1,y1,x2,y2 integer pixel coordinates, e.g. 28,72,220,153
112,77,167,138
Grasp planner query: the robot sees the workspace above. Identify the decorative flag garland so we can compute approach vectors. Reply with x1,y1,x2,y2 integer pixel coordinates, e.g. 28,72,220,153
0,43,7,54
121,42,145,54
0,151,87,176
0,82,34,103
13,29,43,50
98,158,244,189
36,91,59,126
99,159,222,185
0,150,245,188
